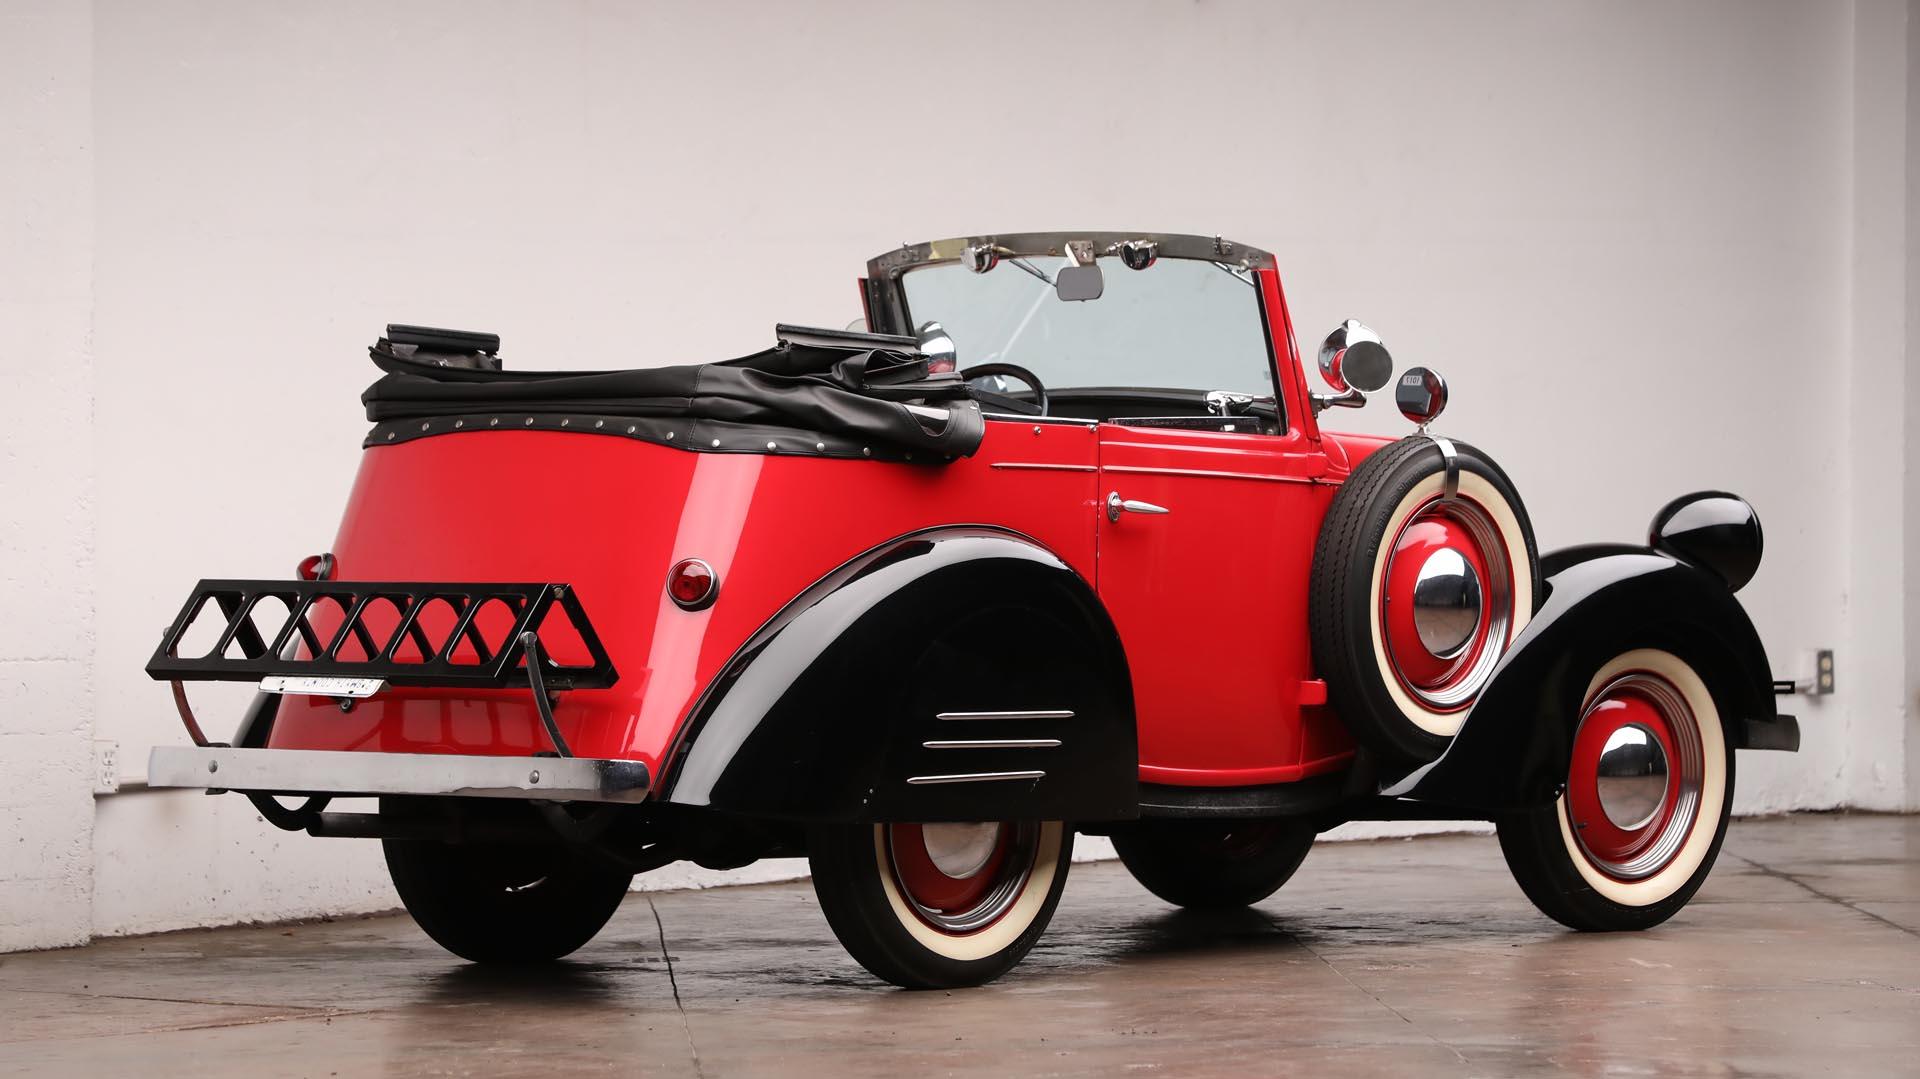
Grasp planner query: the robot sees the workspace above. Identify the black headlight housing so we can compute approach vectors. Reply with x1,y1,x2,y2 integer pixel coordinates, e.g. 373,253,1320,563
1649,492,1763,593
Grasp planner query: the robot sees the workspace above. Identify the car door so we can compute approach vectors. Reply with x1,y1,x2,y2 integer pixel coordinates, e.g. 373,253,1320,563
1096,420,1341,787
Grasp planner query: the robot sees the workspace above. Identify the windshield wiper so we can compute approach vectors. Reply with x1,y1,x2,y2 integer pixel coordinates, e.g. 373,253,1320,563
1008,257,1056,286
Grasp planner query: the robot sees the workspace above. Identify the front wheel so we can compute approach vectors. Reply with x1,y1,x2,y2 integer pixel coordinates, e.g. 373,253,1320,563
1113,820,1316,909
808,820,1072,988
1497,648,1733,931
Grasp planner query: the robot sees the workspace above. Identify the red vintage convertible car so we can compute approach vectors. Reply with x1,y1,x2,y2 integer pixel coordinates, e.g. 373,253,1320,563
148,232,1798,988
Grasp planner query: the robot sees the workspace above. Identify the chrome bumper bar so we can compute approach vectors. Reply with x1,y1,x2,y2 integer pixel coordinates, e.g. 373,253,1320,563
147,746,651,804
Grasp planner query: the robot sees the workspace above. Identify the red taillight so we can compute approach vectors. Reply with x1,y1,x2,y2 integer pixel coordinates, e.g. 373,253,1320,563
297,553,335,581
667,558,718,610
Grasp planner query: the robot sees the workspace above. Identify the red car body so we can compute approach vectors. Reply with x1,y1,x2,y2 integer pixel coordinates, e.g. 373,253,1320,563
268,263,1377,790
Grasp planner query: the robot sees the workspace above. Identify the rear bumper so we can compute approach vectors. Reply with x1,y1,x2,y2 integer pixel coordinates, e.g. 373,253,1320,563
147,746,651,804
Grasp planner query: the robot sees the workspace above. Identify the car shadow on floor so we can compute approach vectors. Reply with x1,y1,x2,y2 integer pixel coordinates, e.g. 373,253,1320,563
416,958,642,1008
1030,906,1300,965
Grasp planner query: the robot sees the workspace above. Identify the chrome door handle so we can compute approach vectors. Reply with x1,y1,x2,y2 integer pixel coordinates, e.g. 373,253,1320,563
1106,491,1171,523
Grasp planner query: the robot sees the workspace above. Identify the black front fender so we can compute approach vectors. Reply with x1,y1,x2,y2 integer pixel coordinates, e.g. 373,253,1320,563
659,527,1138,823
1386,543,1793,811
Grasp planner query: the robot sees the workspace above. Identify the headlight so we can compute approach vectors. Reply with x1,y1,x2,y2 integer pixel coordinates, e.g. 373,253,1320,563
1649,492,1762,592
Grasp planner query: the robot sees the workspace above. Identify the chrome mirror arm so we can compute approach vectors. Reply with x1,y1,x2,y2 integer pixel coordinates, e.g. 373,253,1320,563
1311,387,1368,413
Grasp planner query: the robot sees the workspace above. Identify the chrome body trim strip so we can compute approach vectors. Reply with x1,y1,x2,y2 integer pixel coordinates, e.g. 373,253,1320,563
982,413,1097,427
146,746,652,804
988,462,1099,472
922,738,1063,750
934,709,1075,721
905,770,1047,786
1102,464,1302,484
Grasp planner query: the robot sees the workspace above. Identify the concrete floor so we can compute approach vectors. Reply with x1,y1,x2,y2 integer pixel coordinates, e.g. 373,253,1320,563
1,814,1915,1078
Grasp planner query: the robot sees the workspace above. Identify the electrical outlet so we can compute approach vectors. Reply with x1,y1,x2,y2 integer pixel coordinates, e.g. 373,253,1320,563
93,740,120,795
1811,649,1834,695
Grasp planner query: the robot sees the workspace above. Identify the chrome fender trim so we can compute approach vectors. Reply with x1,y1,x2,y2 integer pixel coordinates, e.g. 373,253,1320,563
147,746,651,804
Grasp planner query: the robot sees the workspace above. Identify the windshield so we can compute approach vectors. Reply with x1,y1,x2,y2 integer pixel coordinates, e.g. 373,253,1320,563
900,257,1275,396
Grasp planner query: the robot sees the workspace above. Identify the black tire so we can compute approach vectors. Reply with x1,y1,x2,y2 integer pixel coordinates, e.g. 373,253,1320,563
1309,436,1540,765
1496,648,1735,931
809,820,1072,989
383,831,634,964
1113,820,1315,909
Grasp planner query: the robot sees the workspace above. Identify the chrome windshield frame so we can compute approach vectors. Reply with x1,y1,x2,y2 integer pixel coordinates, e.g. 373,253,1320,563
863,231,1277,338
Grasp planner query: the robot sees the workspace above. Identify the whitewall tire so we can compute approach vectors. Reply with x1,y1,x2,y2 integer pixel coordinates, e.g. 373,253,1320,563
1497,649,1734,931
1310,437,1540,763
809,819,1072,988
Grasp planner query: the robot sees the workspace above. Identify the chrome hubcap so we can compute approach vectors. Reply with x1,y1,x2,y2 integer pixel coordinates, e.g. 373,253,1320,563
1410,548,1482,658
1595,723,1668,829
921,822,1003,878
1567,673,1705,881
887,822,1038,933
1380,496,1516,713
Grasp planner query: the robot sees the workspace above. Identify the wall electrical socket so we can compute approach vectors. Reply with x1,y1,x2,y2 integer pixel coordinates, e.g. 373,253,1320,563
1809,649,1834,695
93,739,120,795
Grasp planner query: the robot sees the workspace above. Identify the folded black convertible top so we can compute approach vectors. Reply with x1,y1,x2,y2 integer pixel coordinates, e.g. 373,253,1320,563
360,325,985,462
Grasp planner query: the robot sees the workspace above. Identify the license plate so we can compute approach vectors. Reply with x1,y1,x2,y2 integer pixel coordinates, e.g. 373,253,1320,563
259,675,387,698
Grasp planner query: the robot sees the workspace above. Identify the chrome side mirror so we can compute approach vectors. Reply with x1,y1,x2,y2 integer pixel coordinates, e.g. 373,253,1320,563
915,320,958,373
1312,319,1394,412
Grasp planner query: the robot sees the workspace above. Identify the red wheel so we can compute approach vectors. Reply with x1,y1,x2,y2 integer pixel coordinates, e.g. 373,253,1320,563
1498,649,1733,930
1311,437,1539,763
810,819,1071,988
1563,672,1705,880
1375,496,1519,717
882,822,1032,932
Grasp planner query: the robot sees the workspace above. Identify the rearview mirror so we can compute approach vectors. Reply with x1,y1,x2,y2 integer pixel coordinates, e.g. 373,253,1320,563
1056,263,1104,302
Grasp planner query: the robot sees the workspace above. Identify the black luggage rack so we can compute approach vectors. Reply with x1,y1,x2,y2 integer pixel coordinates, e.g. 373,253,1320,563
146,580,618,692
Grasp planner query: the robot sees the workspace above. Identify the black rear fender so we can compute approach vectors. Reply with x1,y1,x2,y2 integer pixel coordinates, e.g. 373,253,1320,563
1387,543,1789,812
659,528,1138,823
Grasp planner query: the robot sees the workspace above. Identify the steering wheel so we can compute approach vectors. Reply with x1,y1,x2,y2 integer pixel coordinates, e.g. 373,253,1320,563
959,363,1049,417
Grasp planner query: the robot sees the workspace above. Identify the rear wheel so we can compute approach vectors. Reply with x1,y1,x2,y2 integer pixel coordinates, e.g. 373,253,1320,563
1497,648,1733,931
383,832,633,964
809,819,1071,988
1113,820,1315,909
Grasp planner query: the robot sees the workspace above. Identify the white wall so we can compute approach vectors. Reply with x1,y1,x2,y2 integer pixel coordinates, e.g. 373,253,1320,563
1907,0,1920,803
2,0,1915,949
1846,0,1918,810
0,0,95,953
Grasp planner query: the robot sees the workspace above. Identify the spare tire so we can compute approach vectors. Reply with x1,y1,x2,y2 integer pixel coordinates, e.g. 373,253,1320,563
1309,436,1539,765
